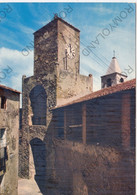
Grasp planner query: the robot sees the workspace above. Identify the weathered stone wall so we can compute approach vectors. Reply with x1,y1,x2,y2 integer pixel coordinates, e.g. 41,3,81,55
54,89,135,147
57,70,92,104
19,16,135,195
57,19,80,74
34,19,58,76
47,88,135,194
20,17,135,195
57,17,92,102
0,89,20,195
50,140,135,195
19,71,57,178
20,17,93,184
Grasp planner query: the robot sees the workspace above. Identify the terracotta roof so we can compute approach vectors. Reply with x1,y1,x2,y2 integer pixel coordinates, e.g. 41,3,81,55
53,78,136,110
0,84,21,94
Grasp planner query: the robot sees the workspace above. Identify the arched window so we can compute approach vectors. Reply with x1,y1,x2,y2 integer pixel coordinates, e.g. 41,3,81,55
29,85,47,125
120,78,124,83
107,78,112,87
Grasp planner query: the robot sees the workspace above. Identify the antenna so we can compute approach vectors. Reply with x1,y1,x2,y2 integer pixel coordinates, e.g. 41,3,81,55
113,50,115,58
54,13,58,19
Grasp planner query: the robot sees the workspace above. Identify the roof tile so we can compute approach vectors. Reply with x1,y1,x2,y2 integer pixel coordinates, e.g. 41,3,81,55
0,84,21,94
53,78,136,109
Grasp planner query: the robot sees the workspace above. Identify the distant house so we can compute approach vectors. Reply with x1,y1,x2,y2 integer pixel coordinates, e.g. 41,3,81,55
0,84,20,195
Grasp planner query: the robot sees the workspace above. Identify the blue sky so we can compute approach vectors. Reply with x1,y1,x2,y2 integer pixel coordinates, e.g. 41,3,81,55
0,2,136,93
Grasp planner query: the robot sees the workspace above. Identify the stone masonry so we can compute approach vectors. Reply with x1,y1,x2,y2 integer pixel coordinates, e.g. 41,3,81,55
19,16,93,194
0,85,20,195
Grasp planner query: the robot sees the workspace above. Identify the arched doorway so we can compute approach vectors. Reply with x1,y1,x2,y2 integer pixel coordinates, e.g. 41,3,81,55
30,138,46,194
29,85,47,125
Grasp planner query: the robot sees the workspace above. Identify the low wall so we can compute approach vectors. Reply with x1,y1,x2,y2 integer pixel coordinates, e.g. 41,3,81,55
46,139,135,195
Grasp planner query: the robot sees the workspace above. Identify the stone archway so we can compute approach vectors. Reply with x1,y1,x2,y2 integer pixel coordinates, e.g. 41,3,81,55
30,138,46,194
29,85,47,125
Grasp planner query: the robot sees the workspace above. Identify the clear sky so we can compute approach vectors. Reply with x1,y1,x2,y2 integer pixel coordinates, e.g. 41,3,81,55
0,2,136,93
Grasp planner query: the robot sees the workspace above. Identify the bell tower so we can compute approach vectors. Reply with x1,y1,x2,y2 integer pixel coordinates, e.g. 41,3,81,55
34,15,80,76
33,15,92,104
20,16,93,179
101,52,127,88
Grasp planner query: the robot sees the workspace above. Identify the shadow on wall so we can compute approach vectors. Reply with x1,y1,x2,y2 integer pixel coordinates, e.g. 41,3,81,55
30,138,46,195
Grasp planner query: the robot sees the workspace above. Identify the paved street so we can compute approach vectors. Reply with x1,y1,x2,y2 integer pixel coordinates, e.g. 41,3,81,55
18,178,42,195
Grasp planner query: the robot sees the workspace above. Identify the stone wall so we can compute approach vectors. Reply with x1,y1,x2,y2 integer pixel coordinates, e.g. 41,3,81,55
19,72,56,178
47,88,135,194
50,139,135,195
19,16,135,195
57,70,92,104
19,17,93,184
34,19,58,76
57,18,80,74
54,88,135,148
0,88,20,195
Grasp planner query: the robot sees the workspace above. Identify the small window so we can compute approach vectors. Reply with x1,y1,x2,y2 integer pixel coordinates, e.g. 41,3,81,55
107,78,112,87
1,96,6,109
120,78,124,83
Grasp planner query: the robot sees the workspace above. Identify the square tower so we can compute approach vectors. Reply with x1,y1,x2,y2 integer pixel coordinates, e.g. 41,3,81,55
34,15,80,76
33,16,92,104
101,56,127,88
20,16,93,180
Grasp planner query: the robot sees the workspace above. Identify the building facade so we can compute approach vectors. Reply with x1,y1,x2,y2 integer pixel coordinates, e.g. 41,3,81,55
19,16,92,193
52,79,135,195
0,85,20,195
19,16,135,195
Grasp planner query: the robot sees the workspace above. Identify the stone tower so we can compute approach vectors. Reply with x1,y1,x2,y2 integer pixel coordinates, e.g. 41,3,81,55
19,16,93,185
101,55,127,88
